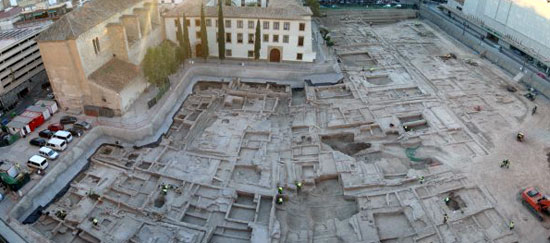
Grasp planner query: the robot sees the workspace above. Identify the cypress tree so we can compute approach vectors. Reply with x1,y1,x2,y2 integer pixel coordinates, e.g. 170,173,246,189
307,0,321,17
200,4,209,59
182,13,192,59
217,0,225,59
175,16,184,62
254,19,261,60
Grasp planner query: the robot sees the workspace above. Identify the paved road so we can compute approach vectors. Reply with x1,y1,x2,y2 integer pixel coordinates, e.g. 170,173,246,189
0,219,26,243
422,2,549,78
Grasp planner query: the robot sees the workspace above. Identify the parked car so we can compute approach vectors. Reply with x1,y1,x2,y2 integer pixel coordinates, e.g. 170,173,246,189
53,130,73,143
60,116,77,125
48,123,64,132
30,137,47,147
67,127,83,137
73,121,92,130
27,155,49,170
39,146,59,160
46,138,67,151
537,72,548,80
39,129,54,139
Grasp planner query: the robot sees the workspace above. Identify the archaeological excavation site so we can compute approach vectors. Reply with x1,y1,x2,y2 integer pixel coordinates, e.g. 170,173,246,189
2,5,549,243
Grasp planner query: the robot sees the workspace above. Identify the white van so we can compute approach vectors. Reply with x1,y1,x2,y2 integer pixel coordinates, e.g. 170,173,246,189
39,147,59,160
53,130,73,143
28,155,49,170
47,138,67,151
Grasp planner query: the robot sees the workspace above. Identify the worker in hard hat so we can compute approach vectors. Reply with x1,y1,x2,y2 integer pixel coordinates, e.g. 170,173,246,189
276,197,283,205
277,186,283,194
295,181,302,192
92,218,99,226
517,132,524,142
500,159,510,169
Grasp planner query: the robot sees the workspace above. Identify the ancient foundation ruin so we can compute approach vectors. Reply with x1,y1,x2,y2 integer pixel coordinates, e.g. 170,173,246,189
26,14,538,243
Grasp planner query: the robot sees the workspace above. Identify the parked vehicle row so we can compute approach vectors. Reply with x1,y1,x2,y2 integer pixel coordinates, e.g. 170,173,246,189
26,116,92,171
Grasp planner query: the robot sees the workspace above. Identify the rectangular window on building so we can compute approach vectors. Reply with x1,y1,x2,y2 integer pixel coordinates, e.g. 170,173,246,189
216,20,218,27
299,23,305,31
273,22,279,30
174,19,178,27
226,33,232,43
263,34,269,42
248,50,254,58
196,32,201,39
92,37,100,55
283,35,289,43
248,20,254,29
206,19,212,27
216,32,219,43
195,19,200,26
92,39,97,54
237,33,243,43
273,34,279,43
186,19,190,26
225,20,231,28
263,21,269,30
226,49,232,56
297,53,303,60
241,0,245,6
237,20,243,28
248,34,254,44
283,22,290,30
298,36,304,46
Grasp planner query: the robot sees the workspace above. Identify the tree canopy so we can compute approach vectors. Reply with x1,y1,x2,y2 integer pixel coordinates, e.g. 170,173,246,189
182,13,192,59
142,41,178,87
200,4,209,59
306,0,321,17
254,19,261,60
218,0,225,59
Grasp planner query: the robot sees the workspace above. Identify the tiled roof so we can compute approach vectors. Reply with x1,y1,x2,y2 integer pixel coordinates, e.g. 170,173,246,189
36,0,142,41
89,58,141,92
164,0,311,20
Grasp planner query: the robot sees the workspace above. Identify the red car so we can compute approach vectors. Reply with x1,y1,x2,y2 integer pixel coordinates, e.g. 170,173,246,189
48,123,64,132
537,72,548,80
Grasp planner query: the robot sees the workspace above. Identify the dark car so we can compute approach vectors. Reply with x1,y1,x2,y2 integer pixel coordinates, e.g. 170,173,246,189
48,123,64,132
60,116,77,125
67,127,83,137
39,129,54,139
73,121,92,130
30,137,46,147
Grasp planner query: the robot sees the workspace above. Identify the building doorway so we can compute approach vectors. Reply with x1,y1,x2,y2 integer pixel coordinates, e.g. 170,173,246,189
269,48,281,62
196,44,202,58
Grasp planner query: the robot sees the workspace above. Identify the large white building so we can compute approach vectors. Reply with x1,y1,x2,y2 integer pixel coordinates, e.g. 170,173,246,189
447,0,550,74
163,0,316,62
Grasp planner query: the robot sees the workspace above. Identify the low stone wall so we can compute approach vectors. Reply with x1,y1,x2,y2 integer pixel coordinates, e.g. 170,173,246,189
419,5,550,98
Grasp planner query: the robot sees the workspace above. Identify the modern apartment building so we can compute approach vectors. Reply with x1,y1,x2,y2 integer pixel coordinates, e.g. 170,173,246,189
163,0,316,62
446,0,550,75
0,23,48,110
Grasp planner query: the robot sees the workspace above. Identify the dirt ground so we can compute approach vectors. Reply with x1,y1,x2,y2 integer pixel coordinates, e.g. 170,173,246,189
19,11,550,243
